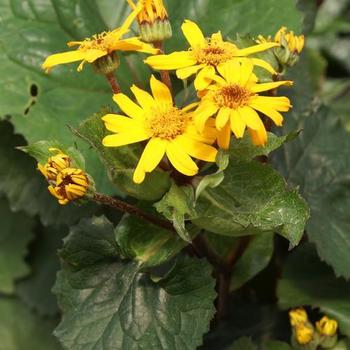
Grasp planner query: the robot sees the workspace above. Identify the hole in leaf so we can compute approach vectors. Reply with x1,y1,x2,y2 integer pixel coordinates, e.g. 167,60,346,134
24,84,39,115
30,84,38,97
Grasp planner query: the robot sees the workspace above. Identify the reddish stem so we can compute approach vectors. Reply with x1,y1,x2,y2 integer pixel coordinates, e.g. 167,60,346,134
105,73,121,94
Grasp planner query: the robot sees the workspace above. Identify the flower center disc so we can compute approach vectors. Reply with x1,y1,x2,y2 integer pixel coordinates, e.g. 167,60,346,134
146,105,188,140
214,84,252,109
79,32,114,52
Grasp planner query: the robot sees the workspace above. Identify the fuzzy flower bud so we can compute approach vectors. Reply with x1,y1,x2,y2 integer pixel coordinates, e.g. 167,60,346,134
289,308,308,327
316,316,338,337
127,0,172,43
295,323,314,345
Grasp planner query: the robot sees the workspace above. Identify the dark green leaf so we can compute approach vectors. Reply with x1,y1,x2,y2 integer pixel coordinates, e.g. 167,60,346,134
277,243,350,337
263,340,292,350
228,337,257,350
0,197,34,294
115,214,186,267
273,105,350,278
192,160,309,247
0,297,61,350
0,121,100,226
74,110,171,201
230,232,274,291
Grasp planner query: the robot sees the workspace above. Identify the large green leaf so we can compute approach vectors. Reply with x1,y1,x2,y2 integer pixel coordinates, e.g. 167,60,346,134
54,216,216,350
0,121,100,226
263,340,292,350
192,159,309,248
273,105,350,278
166,0,303,51
115,213,186,267
17,226,66,316
228,337,257,350
0,197,34,294
277,243,350,338
0,298,61,350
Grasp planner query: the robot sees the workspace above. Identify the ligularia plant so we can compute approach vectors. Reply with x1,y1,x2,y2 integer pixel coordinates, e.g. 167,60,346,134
3,0,349,349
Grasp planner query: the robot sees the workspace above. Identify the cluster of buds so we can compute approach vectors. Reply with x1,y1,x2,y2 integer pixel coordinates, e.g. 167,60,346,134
289,308,339,350
38,148,90,205
257,26,305,70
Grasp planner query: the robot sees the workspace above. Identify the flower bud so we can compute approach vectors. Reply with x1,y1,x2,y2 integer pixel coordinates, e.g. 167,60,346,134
128,0,172,43
48,168,89,205
38,148,71,181
92,51,120,75
289,308,308,327
316,316,338,348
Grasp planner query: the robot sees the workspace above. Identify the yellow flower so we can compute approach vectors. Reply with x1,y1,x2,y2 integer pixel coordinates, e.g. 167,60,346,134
48,168,89,205
144,20,279,90
275,26,305,54
289,308,308,327
38,148,71,181
316,316,338,337
127,0,169,25
194,60,292,148
42,4,158,73
102,75,218,183
295,324,314,345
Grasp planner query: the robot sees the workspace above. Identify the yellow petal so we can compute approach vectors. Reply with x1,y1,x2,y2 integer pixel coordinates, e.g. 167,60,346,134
176,135,217,162
117,1,143,38
181,102,199,113
251,96,292,111
113,93,145,119
145,51,197,70
102,131,148,147
181,19,206,48
150,75,173,104
250,104,284,126
239,59,254,87
176,64,205,80
211,31,223,42
113,37,158,54
166,141,198,176
237,42,279,56
130,84,155,111
194,65,216,90
249,127,267,146
217,60,241,84
82,49,107,63
251,80,293,93
185,123,217,144
195,102,219,131
42,50,87,72
250,58,277,74
230,110,246,138
217,122,231,149
216,107,231,130
102,114,137,133
239,106,265,131
133,138,166,183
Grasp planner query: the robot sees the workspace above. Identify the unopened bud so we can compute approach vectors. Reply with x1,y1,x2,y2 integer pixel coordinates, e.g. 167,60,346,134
93,51,120,75
289,308,308,327
38,148,71,181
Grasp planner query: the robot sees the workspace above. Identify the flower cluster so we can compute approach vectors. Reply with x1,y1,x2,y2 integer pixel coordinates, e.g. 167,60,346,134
42,0,305,188
289,308,339,349
38,149,89,205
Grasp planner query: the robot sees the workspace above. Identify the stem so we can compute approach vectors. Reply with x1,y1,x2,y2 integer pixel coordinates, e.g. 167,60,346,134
217,271,231,320
93,193,174,232
105,73,121,94
153,41,172,91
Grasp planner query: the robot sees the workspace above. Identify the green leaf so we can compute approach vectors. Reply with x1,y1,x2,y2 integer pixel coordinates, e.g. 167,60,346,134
277,243,350,338
155,182,196,241
167,0,303,51
54,216,216,349
332,339,350,350
115,214,186,267
0,0,138,195
228,337,257,350
0,121,99,226
74,110,171,200
0,197,34,294
263,340,292,350
273,105,350,278
0,298,61,350
230,232,274,291
17,226,66,316
192,160,309,247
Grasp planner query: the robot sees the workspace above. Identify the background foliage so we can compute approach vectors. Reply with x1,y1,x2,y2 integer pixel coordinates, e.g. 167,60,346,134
0,0,349,349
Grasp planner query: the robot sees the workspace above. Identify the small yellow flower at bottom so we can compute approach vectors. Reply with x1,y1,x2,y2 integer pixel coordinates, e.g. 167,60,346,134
194,59,292,148
316,316,338,337
38,148,71,181
102,75,218,184
295,323,314,345
48,168,89,205
289,307,308,327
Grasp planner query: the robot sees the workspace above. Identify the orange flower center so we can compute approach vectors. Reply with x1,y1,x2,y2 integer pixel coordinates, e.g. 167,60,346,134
146,105,189,140
214,84,252,109
75,32,116,53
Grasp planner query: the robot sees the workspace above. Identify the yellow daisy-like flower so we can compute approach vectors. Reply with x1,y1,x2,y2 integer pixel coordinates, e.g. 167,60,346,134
144,20,279,90
42,4,158,73
48,168,89,205
102,75,218,183
127,0,169,24
316,316,338,337
194,60,292,148
38,148,71,181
